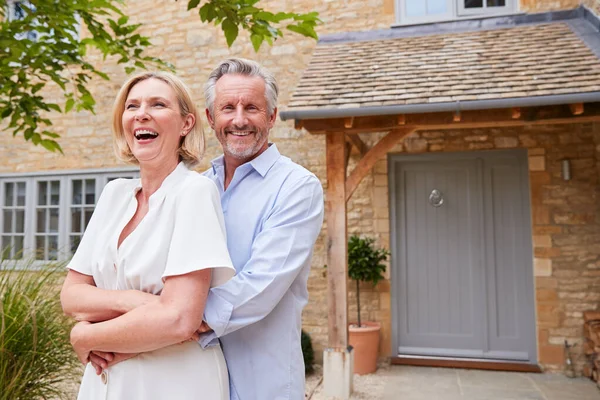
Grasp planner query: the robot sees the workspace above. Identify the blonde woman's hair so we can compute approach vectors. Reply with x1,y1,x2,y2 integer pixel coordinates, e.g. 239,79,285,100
112,71,204,168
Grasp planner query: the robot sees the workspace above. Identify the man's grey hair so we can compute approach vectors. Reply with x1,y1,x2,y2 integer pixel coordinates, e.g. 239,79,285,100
204,58,279,117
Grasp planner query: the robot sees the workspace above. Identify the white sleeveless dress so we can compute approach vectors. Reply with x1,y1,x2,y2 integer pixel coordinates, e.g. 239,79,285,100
67,163,235,400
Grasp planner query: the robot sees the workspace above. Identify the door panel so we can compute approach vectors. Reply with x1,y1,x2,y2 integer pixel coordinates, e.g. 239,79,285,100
483,155,536,361
397,159,485,355
390,150,536,363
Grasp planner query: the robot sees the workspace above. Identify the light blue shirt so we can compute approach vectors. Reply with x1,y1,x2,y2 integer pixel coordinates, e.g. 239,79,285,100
201,144,324,400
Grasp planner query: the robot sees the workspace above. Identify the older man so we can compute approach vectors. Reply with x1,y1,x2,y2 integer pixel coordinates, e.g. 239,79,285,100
199,58,324,400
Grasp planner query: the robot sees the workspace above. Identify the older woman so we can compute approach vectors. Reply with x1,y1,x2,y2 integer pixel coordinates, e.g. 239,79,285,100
60,71,234,400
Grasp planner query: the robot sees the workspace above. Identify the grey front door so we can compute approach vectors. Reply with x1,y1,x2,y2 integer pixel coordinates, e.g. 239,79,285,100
390,150,537,363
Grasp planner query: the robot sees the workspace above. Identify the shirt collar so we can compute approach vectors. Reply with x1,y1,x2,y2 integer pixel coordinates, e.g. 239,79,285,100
210,143,280,178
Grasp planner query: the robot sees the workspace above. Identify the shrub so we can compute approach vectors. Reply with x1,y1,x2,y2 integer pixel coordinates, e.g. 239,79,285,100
0,257,79,400
348,235,389,327
301,329,315,374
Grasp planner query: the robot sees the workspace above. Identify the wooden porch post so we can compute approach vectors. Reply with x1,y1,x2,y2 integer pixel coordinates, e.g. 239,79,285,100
326,131,348,348
323,131,353,398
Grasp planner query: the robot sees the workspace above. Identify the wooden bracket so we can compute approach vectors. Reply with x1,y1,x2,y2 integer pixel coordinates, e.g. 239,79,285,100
345,128,415,202
511,108,521,119
347,133,368,156
294,119,303,130
570,103,584,116
344,117,355,128
397,114,406,125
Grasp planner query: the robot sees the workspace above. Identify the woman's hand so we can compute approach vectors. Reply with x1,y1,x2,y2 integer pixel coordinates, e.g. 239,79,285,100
70,321,92,365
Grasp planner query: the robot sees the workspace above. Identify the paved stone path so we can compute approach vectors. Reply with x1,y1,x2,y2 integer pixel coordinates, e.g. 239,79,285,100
308,365,600,400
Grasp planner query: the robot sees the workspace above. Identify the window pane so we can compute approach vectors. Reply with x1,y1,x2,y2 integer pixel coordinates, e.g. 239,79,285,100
16,182,25,206
70,235,81,254
85,179,95,205
3,210,12,233
406,0,427,17
1,237,10,260
487,0,505,5
5,183,14,206
48,235,58,260
72,180,82,205
15,210,24,233
38,181,47,205
465,0,483,8
13,236,23,259
35,235,45,260
37,209,46,233
49,208,59,233
71,208,82,233
428,0,448,14
50,181,60,205
84,208,94,229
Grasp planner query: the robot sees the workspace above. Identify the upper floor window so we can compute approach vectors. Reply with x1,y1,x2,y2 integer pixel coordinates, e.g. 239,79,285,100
5,0,80,42
0,169,139,263
6,0,39,41
397,0,516,25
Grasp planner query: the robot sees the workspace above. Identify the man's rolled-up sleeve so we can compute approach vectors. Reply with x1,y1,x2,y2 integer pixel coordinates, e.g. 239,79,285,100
202,174,324,340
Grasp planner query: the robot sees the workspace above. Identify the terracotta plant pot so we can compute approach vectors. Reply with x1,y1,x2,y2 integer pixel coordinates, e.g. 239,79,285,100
348,321,380,375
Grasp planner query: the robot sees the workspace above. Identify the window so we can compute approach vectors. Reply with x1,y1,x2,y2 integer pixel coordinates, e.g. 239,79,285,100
6,1,39,41
397,0,516,24
6,0,80,42
0,169,139,262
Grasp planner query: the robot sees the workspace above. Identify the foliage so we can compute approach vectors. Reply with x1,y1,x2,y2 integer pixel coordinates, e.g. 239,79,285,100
301,329,314,374
185,0,320,50
348,235,389,327
0,256,78,400
0,0,320,153
0,0,169,153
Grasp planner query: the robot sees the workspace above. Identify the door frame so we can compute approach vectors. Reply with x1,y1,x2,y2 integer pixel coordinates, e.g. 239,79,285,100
388,149,538,365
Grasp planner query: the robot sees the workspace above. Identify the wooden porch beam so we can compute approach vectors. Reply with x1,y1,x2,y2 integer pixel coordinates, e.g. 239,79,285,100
347,133,368,156
299,103,600,134
570,103,584,115
345,128,415,202
325,132,348,349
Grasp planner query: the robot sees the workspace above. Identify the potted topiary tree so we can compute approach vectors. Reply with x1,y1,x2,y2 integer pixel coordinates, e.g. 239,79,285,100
347,235,389,375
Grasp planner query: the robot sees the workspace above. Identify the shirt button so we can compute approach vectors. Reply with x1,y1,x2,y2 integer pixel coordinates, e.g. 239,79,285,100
101,371,108,385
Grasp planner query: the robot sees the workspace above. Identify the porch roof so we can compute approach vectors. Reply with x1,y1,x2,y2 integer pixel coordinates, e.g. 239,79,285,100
281,11,600,122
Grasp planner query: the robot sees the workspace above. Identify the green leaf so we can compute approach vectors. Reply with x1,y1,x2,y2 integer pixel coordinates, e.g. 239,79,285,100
45,103,60,113
222,18,239,47
287,23,318,40
188,0,201,10
255,11,275,21
250,33,263,52
40,139,60,152
65,99,75,113
1,108,12,119
117,15,129,25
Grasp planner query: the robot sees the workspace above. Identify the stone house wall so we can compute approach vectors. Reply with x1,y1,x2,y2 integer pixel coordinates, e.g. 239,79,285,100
583,0,600,14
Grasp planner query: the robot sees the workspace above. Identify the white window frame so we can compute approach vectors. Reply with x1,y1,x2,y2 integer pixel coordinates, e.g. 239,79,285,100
395,0,518,26
0,168,139,265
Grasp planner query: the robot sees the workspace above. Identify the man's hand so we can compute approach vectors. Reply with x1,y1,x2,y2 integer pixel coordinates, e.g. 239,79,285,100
89,351,114,375
89,352,139,375
196,320,213,334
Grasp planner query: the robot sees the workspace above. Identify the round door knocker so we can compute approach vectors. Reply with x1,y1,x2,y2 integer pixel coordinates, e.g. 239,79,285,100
429,189,444,207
